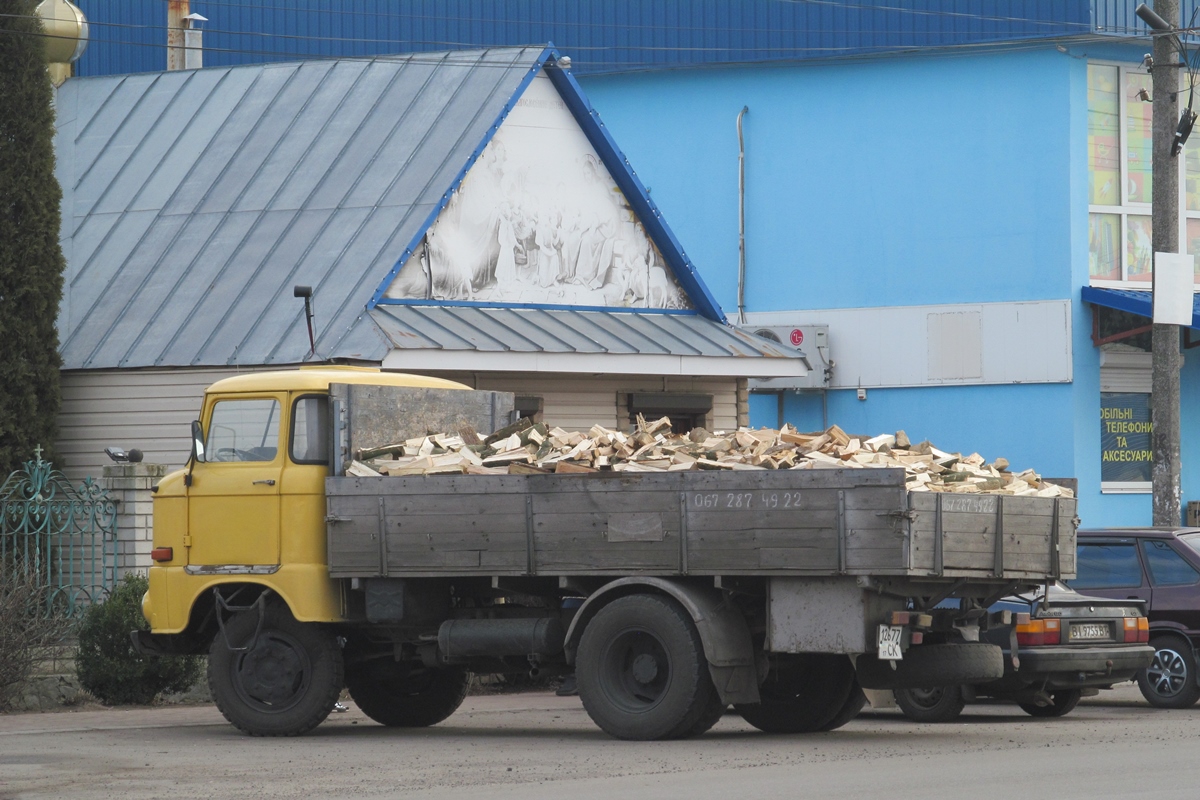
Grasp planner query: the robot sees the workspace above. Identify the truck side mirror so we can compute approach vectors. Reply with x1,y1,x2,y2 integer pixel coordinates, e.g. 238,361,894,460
191,420,206,463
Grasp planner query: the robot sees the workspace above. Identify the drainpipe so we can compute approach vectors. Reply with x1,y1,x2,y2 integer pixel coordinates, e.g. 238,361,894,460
736,106,749,325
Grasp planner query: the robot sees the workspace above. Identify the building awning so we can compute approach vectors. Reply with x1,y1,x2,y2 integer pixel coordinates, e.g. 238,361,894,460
1081,286,1200,328
372,306,809,378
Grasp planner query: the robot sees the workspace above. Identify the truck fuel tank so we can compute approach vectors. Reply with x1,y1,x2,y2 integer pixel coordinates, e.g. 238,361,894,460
437,617,565,661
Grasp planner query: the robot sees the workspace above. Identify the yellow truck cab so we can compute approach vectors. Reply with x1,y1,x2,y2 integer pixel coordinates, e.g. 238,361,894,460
141,367,468,641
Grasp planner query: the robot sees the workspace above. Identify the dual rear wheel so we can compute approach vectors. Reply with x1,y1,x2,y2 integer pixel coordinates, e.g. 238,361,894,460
575,593,862,740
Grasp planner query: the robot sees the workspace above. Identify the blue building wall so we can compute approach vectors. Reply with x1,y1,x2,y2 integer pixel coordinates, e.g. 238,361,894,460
580,45,1197,528
74,0,1101,78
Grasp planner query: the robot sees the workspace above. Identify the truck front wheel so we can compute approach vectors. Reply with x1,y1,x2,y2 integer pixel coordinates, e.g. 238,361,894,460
345,661,469,727
208,603,344,737
576,593,721,740
734,654,856,733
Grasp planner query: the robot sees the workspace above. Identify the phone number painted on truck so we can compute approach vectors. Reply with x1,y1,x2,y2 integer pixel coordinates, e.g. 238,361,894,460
688,491,806,510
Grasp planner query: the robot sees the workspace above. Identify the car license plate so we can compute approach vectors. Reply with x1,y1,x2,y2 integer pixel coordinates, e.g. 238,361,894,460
1069,623,1110,641
877,624,903,660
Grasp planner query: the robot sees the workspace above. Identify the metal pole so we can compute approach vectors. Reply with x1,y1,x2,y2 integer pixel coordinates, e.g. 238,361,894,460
1151,0,1183,525
737,106,749,326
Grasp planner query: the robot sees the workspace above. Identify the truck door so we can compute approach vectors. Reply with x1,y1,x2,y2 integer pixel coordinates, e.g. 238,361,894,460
188,395,284,568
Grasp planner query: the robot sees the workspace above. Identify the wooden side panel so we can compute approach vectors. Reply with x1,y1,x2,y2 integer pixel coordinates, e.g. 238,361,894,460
905,492,1078,578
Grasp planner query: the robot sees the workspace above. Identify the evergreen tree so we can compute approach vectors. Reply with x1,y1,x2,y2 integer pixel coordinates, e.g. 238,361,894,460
0,0,64,476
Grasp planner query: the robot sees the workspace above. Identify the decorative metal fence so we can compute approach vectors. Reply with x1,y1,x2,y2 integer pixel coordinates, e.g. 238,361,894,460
0,448,118,617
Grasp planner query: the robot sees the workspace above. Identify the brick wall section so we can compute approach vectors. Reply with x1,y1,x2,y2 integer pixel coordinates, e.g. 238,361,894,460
103,463,166,576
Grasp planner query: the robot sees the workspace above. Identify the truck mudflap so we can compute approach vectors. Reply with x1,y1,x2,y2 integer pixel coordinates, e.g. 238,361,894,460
564,577,760,705
855,643,1004,690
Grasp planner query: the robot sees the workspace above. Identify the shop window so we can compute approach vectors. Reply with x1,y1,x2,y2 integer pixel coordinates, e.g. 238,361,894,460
1087,63,1200,285
627,393,712,434
1100,391,1152,493
515,395,544,423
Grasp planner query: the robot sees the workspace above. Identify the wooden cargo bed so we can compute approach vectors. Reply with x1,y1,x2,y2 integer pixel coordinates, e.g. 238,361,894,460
326,468,1076,580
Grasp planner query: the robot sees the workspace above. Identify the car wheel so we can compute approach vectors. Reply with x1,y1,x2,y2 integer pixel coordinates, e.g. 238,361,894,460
893,686,965,723
1018,689,1081,718
1138,636,1200,709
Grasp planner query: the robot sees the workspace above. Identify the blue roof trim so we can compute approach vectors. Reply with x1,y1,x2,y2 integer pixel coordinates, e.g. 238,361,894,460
367,43,727,322
1081,286,1200,328
366,46,554,309
543,55,727,324
374,298,699,315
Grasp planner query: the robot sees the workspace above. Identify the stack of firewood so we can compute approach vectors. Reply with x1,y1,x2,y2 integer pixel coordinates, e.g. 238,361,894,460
346,416,1071,498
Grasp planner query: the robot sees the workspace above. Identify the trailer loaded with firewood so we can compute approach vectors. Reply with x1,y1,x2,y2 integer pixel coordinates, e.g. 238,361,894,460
136,370,1078,740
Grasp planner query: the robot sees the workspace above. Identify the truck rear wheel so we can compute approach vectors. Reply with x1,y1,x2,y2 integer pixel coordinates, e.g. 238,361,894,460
345,661,469,727
818,683,867,732
208,603,343,737
734,654,856,733
576,593,720,740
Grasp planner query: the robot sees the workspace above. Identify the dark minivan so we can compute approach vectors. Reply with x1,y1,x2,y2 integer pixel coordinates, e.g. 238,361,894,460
1073,528,1200,708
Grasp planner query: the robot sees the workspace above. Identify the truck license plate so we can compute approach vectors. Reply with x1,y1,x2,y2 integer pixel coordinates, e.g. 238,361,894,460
1069,623,1110,641
877,624,903,660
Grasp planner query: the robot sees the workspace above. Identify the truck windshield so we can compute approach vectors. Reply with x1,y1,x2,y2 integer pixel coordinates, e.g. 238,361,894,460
206,399,280,462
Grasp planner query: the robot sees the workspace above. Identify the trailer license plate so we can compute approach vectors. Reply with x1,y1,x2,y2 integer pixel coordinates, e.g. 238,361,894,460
878,625,903,660
1070,623,1110,641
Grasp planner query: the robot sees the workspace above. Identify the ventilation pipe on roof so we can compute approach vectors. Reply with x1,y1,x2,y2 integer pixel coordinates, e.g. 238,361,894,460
167,1,206,70
736,106,749,325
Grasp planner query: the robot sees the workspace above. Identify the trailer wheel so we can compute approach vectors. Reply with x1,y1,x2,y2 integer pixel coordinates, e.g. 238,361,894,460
855,643,1003,690
576,593,720,740
734,654,855,733
893,686,966,722
1018,689,1081,718
345,661,469,727
818,683,867,732
208,604,343,737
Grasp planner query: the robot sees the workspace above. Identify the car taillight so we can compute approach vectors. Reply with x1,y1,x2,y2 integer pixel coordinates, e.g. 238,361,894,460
1042,618,1061,645
1015,619,1045,646
1122,617,1150,643
1137,617,1149,643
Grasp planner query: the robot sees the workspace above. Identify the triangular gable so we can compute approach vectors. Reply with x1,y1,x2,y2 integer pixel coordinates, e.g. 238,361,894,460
370,48,725,322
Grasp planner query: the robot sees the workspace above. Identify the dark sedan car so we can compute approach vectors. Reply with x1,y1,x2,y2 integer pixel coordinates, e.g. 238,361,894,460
1072,528,1200,708
893,583,1152,722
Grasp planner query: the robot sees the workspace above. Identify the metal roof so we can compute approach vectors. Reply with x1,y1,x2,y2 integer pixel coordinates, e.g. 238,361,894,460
371,305,806,377
55,47,548,369
1081,287,1200,329
54,45,787,374
74,1,1133,78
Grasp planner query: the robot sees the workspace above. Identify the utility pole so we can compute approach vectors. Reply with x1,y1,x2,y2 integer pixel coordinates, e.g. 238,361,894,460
1143,0,1184,525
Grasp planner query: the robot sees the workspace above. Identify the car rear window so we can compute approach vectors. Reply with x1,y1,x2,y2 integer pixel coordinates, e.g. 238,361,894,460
1073,543,1143,589
1180,533,1200,557
1140,539,1200,587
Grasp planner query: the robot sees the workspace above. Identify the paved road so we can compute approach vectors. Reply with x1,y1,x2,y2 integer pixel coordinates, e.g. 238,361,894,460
2,685,1197,800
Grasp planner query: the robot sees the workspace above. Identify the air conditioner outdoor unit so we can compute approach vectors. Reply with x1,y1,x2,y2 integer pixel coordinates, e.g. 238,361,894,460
741,324,831,391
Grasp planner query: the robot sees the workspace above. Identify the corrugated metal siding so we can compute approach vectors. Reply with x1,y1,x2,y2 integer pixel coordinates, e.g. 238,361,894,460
430,372,740,432
75,1,1098,78
54,48,544,370
1092,1,1200,34
57,366,266,481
